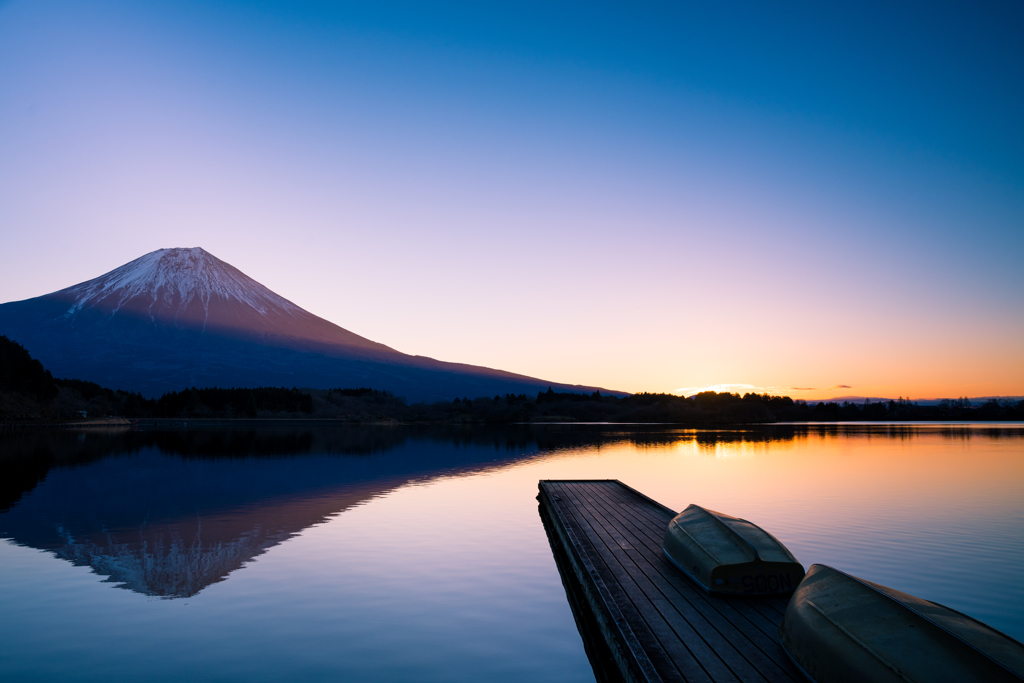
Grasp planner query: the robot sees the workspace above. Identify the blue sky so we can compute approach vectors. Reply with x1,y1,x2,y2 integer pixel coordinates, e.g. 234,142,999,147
1,0,1021,397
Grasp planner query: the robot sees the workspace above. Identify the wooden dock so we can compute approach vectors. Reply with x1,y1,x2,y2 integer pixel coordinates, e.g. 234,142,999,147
537,480,804,683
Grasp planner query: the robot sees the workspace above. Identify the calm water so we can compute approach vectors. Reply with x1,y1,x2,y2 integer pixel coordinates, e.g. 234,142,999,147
1,423,1022,682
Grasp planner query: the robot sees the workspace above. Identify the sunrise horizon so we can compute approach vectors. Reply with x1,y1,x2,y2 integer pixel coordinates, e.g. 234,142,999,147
3,242,1019,404
2,1,1021,404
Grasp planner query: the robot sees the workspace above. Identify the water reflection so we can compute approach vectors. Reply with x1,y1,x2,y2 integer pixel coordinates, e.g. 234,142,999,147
1,423,1021,602
0,423,1022,683
0,426,538,597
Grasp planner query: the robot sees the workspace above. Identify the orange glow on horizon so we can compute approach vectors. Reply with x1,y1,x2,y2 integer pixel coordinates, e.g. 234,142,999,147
673,382,1021,402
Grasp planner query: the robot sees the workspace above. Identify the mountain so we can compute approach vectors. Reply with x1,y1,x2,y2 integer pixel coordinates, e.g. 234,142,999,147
0,247,618,401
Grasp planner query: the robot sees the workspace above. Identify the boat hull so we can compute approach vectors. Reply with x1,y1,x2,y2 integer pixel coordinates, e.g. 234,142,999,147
780,564,1024,683
662,504,804,596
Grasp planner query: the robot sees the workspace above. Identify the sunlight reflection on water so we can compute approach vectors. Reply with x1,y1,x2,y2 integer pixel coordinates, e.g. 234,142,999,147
0,423,1021,682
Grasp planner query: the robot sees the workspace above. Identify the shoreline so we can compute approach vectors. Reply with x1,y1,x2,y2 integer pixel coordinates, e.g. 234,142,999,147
4,418,1024,431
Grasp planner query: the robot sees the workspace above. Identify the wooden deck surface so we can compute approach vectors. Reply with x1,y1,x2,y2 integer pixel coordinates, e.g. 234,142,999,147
538,480,804,683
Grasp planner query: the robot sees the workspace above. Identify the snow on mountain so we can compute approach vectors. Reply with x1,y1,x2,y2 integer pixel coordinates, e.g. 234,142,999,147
58,247,304,323
0,246,621,400
45,247,391,354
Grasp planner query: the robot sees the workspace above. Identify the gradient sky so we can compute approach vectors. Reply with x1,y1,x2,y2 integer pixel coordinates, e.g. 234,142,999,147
1,0,1022,399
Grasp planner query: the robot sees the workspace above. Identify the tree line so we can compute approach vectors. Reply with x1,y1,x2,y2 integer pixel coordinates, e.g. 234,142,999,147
2,335,1022,424
0,336,316,421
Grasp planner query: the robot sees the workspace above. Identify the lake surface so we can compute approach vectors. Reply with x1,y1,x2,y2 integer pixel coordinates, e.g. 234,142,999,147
1,423,1022,682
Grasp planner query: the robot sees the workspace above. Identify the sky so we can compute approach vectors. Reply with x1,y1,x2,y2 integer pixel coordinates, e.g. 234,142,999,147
1,0,1022,400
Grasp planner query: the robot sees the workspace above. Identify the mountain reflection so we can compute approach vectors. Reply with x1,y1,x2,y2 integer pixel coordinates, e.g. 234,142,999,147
1,423,1019,599
0,426,536,598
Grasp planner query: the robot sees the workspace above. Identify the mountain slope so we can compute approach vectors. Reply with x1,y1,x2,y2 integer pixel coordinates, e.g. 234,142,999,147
0,247,618,401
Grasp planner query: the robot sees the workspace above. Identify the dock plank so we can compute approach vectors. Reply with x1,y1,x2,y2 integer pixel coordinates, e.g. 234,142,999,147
539,480,803,683
542,484,668,683
567,482,793,681
553,484,718,683
576,481,794,641
568,483,799,681
577,482,798,662
576,482,794,647
558,486,747,683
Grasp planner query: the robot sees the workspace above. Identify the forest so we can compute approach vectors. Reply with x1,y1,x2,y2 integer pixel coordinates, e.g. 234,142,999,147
2,335,1022,424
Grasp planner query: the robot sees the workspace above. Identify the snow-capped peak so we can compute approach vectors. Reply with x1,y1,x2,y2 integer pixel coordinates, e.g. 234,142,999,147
59,247,304,318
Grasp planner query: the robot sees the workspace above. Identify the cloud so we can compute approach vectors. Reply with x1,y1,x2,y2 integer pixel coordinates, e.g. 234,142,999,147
790,387,817,391
829,385,852,389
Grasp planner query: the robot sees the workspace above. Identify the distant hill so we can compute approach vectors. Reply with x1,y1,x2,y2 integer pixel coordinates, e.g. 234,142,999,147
0,247,622,401
828,395,1024,406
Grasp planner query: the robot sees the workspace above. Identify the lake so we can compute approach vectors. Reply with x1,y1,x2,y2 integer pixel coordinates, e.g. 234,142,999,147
1,423,1022,682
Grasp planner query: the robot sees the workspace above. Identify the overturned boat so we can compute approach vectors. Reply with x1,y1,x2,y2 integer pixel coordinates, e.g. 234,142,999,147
780,564,1024,683
661,504,805,595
